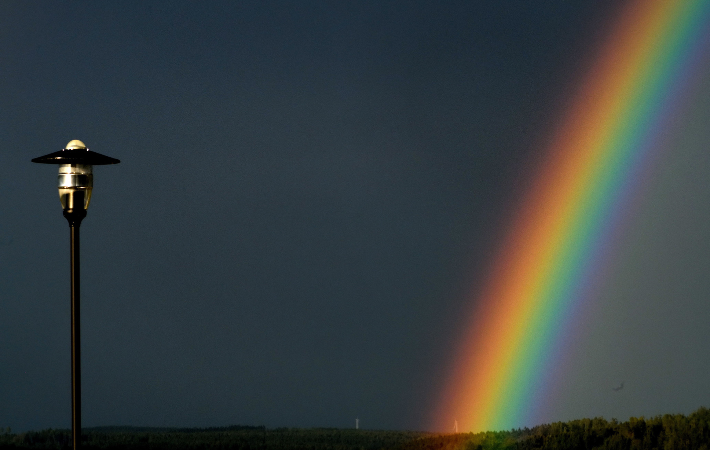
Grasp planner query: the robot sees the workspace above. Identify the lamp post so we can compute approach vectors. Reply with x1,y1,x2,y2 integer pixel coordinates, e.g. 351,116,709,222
32,140,120,450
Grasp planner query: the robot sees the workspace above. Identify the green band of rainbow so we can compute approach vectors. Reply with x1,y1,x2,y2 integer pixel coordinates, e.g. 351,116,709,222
435,0,710,432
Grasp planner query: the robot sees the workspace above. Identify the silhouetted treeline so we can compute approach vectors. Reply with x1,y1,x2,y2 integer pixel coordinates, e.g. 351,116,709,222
396,406,710,450
1,407,709,450
0,426,423,450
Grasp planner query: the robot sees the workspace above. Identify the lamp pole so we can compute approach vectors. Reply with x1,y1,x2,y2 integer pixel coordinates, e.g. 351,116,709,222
32,140,120,450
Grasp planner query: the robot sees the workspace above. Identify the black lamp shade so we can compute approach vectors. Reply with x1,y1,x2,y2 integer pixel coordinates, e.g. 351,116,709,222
32,148,120,165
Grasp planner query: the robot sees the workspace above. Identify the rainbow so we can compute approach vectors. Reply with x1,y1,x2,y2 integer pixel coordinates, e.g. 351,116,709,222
434,0,710,433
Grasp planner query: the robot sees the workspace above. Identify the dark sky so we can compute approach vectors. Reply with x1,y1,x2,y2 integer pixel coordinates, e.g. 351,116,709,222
3,1,710,433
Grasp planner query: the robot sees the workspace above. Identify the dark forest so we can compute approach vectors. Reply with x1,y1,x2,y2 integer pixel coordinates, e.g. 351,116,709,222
2,407,709,450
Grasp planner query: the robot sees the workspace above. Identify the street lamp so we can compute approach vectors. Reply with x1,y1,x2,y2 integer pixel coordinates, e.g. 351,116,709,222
32,140,120,450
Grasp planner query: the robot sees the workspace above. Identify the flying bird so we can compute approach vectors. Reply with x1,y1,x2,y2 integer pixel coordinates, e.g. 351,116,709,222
613,382,624,391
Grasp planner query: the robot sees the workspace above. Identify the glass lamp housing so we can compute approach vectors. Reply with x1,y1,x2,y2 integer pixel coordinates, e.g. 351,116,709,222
59,164,93,210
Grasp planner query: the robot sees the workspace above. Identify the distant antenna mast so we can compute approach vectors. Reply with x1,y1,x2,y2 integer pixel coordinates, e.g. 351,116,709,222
454,420,458,433
356,418,359,430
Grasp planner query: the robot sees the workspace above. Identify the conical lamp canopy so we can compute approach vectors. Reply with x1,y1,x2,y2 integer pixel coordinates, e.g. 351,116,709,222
31,140,120,165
